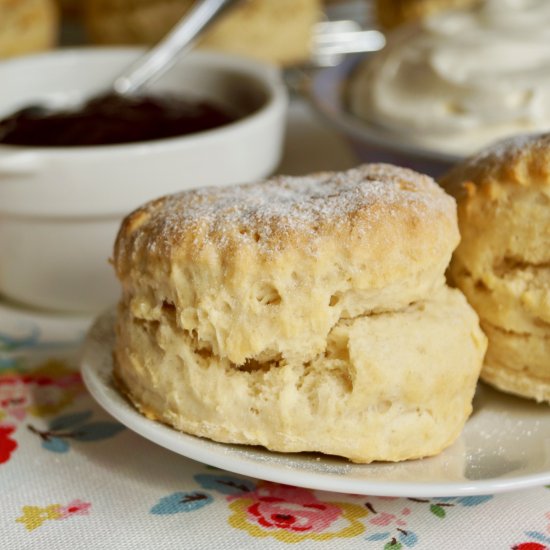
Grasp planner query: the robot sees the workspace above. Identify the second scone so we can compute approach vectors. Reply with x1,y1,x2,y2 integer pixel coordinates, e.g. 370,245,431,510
443,133,550,403
114,164,486,463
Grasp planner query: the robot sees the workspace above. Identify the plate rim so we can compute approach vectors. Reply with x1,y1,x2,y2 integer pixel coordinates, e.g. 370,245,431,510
81,310,550,498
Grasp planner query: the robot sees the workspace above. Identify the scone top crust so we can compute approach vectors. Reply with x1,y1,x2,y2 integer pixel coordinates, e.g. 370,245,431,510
116,163,456,271
115,164,458,365
443,133,550,337
441,133,550,199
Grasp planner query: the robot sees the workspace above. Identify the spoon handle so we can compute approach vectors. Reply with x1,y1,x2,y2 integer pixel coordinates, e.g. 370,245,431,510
113,0,240,96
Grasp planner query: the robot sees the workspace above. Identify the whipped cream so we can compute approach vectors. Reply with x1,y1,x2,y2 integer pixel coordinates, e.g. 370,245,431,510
349,0,550,156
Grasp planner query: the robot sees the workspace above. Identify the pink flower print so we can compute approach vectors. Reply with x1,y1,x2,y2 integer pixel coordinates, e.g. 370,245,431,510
244,484,342,533
369,510,409,528
367,503,411,528
370,512,398,527
228,482,367,542
58,500,91,520
0,360,84,421
0,378,30,421
25,370,83,417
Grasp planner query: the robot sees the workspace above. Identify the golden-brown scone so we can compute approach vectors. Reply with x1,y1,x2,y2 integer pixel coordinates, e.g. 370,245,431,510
375,0,478,29
0,0,58,58
481,322,550,403
85,0,320,65
114,164,487,463
115,164,460,366
443,133,550,403
115,286,485,463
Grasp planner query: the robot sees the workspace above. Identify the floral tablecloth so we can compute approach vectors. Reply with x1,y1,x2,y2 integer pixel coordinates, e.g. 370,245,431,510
0,301,549,550
2,102,550,550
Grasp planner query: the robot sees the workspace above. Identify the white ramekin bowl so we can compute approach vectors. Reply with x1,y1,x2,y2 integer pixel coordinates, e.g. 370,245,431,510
0,48,288,312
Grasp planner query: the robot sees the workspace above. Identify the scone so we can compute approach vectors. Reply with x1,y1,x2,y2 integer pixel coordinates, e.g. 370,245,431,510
0,0,58,58
443,133,550,403
85,0,320,65
113,164,486,463
375,0,478,29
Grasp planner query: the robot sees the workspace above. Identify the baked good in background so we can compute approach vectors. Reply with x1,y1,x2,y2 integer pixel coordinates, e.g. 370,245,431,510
374,0,478,29
56,0,83,19
443,133,550,403
113,164,486,463
0,0,58,58
85,0,321,65
349,0,550,157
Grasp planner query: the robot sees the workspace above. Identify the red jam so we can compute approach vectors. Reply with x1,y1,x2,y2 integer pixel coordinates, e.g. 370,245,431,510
0,93,237,147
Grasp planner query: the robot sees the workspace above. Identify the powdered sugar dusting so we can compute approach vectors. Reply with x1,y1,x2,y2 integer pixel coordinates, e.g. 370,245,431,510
441,132,550,195
124,164,454,256
464,132,550,167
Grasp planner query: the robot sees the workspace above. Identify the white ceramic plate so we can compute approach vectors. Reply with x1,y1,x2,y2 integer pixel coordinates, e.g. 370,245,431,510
81,310,550,498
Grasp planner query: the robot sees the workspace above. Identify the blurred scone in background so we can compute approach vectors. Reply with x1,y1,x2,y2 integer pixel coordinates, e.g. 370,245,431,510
0,0,58,58
374,0,479,29
84,0,322,65
57,0,83,19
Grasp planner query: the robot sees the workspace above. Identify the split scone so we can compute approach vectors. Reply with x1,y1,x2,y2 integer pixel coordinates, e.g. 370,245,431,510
443,134,550,403
113,164,486,463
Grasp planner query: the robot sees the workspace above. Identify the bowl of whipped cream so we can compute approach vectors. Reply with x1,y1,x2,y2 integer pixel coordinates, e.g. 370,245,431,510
310,0,550,176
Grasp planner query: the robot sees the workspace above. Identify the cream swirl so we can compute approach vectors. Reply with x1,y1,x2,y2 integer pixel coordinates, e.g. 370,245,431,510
350,0,550,155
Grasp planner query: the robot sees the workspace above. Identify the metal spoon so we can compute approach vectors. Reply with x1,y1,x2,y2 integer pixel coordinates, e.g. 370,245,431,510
115,0,385,95
5,0,384,123
113,0,241,96
2,0,241,123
